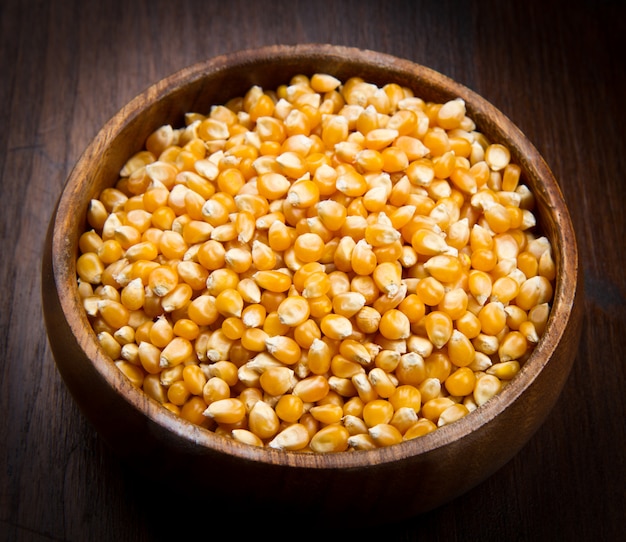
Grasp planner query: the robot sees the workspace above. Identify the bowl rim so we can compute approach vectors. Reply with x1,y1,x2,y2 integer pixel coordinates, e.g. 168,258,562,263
50,43,579,468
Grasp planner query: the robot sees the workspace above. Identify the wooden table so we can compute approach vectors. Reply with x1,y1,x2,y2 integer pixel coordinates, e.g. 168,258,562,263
2,1,624,540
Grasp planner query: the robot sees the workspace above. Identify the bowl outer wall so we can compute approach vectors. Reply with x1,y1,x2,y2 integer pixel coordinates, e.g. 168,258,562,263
41,44,583,519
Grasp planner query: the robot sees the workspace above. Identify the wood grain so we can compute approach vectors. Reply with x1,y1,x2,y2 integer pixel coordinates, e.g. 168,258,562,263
1,0,624,540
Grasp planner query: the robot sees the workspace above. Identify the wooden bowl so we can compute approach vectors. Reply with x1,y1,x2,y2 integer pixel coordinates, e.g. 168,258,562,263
41,44,583,524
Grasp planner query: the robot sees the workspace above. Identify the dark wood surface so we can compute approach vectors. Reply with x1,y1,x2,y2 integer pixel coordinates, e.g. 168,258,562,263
1,1,624,540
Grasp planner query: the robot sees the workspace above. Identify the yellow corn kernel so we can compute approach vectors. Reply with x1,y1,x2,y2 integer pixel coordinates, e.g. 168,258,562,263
329,293,363,320
402,418,436,440
269,423,311,451
253,270,292,293
86,198,109,230
264,335,302,366
413,378,438,404
339,339,372,366
351,372,378,403
249,240,275,271
456,310,482,339
393,352,425,387
256,172,290,200
309,424,350,453
115,360,144,388
309,403,344,425
97,331,121,359
341,396,365,419
159,337,193,368
274,394,305,423
300,270,330,299
96,238,125,265
470,247,497,272
378,309,411,341
293,375,330,403
193,240,223,271
528,302,550,336
447,330,476,367
484,143,511,171
186,295,218,327
147,265,177,297
487,360,520,380
304,338,330,375
285,178,319,208
160,283,192,313
231,429,264,447
239,303,265,329
473,374,503,407
203,398,246,425
368,423,403,447
366,368,397,398
137,341,164,375
387,407,417,435
97,299,130,330
483,202,511,234
76,252,105,284
504,304,527,331
224,250,251,274
354,306,381,335
142,374,167,405
260,290,287,313
180,396,209,426
333,236,356,273
347,433,378,451
214,288,244,318
478,301,507,336
220,317,245,341
291,232,324,263
147,316,173,348
247,400,281,440
423,350,452,382
445,366,477,396
318,313,352,341
175,261,207,290
117,277,144,312
141,288,165,319
274,295,309,327
166,380,191,406
327,375,357,397
498,330,528,361
467,269,492,306
491,275,520,304
202,376,230,405
259,366,297,396
183,365,207,395
411,228,448,256
330,354,364,379
239,327,268,353
438,403,470,427
423,310,453,349
515,275,554,311
113,325,135,347
349,239,375,276
313,201,345,234
421,397,456,422
423,254,463,285
362,399,395,427
370,261,401,296
415,276,445,307
377,239,410,269
472,333,500,356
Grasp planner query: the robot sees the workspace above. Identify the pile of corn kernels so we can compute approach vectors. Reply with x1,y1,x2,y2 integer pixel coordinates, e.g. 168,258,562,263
76,73,555,453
